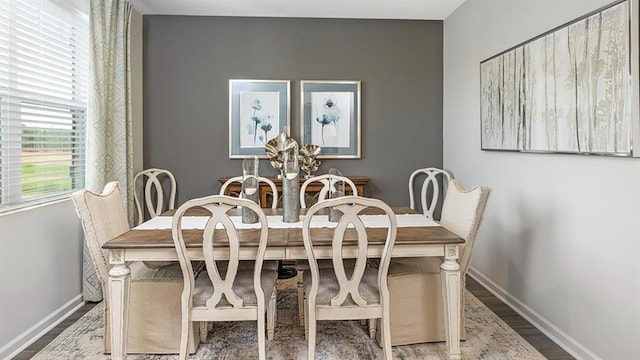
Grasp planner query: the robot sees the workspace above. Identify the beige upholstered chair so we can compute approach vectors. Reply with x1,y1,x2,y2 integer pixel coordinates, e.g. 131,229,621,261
302,196,397,360
382,179,491,346
133,168,177,224
219,175,279,209
171,195,277,360
296,173,360,326
71,181,199,354
408,167,452,218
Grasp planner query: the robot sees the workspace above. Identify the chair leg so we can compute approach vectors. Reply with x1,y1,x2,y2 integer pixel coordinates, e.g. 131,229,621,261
368,318,377,339
257,308,267,360
267,289,277,340
381,311,392,359
306,299,316,360
304,298,309,340
178,317,191,360
297,271,305,326
199,322,208,342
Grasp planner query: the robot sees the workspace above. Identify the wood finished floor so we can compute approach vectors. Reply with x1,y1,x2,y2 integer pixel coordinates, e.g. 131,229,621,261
465,276,574,360
13,275,575,360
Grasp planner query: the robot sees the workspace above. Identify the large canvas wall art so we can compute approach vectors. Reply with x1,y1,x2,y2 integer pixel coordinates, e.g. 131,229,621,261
480,0,639,156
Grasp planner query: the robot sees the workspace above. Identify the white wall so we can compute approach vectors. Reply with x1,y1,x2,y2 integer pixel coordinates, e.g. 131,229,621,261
0,9,144,359
0,200,84,359
444,0,640,359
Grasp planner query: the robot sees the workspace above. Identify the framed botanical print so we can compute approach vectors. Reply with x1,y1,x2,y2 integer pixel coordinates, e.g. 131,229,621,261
300,80,361,159
229,79,290,158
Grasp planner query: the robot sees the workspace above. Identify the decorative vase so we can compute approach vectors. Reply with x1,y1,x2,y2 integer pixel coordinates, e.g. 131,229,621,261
328,168,345,222
282,142,300,223
241,156,260,224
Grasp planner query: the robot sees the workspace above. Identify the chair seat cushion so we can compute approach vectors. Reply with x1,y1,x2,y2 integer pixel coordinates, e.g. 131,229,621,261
244,260,279,271
387,256,443,277
193,269,277,307
294,258,355,271
130,261,206,282
130,261,183,281
215,260,279,271
142,261,175,269
305,266,380,306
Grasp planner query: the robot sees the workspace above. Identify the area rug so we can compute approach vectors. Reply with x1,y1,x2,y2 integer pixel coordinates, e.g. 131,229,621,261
32,279,545,360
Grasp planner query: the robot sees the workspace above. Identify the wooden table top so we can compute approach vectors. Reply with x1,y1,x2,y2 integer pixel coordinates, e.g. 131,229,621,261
217,175,370,186
104,207,462,250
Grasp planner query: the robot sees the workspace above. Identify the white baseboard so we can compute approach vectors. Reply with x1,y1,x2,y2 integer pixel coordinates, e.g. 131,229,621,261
468,267,601,360
0,295,85,360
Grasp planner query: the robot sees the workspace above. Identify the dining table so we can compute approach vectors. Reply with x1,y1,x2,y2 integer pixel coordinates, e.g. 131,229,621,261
103,206,465,360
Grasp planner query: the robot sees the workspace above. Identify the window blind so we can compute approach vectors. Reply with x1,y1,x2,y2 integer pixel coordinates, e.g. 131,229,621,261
0,0,88,211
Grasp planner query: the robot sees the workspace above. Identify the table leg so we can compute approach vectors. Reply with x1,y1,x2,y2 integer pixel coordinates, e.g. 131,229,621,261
441,244,462,360
108,249,130,360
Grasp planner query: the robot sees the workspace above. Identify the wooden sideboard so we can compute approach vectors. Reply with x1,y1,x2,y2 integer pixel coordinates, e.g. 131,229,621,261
218,176,370,208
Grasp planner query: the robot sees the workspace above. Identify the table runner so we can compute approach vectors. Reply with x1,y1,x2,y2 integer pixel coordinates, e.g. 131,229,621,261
133,214,439,230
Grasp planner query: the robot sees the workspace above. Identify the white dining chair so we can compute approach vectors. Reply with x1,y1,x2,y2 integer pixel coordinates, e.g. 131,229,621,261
133,168,177,225
171,195,277,360
302,195,397,360
295,173,360,326
299,173,358,208
219,176,279,273
408,167,452,219
220,175,279,209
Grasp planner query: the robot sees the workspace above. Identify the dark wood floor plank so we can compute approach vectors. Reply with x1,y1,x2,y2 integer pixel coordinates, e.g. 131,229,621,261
466,276,575,360
12,302,97,360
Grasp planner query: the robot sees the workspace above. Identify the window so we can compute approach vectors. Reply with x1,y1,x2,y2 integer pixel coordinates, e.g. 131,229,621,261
0,0,88,211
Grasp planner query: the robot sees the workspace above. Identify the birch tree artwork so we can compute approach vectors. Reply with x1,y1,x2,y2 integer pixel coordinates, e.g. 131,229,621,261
480,1,633,155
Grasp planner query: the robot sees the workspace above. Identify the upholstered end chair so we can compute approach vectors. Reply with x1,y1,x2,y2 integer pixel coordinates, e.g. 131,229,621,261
380,179,491,346
72,181,199,354
104,262,200,354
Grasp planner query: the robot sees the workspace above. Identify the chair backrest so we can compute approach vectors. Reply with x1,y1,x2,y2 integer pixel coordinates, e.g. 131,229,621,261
133,168,177,224
71,181,130,287
302,196,397,307
219,176,279,209
408,167,452,219
171,195,269,309
439,179,491,275
299,174,358,208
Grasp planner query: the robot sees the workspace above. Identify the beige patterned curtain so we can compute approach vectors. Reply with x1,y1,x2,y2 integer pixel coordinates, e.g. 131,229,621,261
83,0,134,302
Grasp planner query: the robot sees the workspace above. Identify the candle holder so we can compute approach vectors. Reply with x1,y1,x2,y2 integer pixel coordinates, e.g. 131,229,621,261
241,156,260,223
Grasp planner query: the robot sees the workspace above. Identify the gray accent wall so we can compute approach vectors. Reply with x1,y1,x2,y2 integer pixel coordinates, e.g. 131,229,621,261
143,16,443,206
